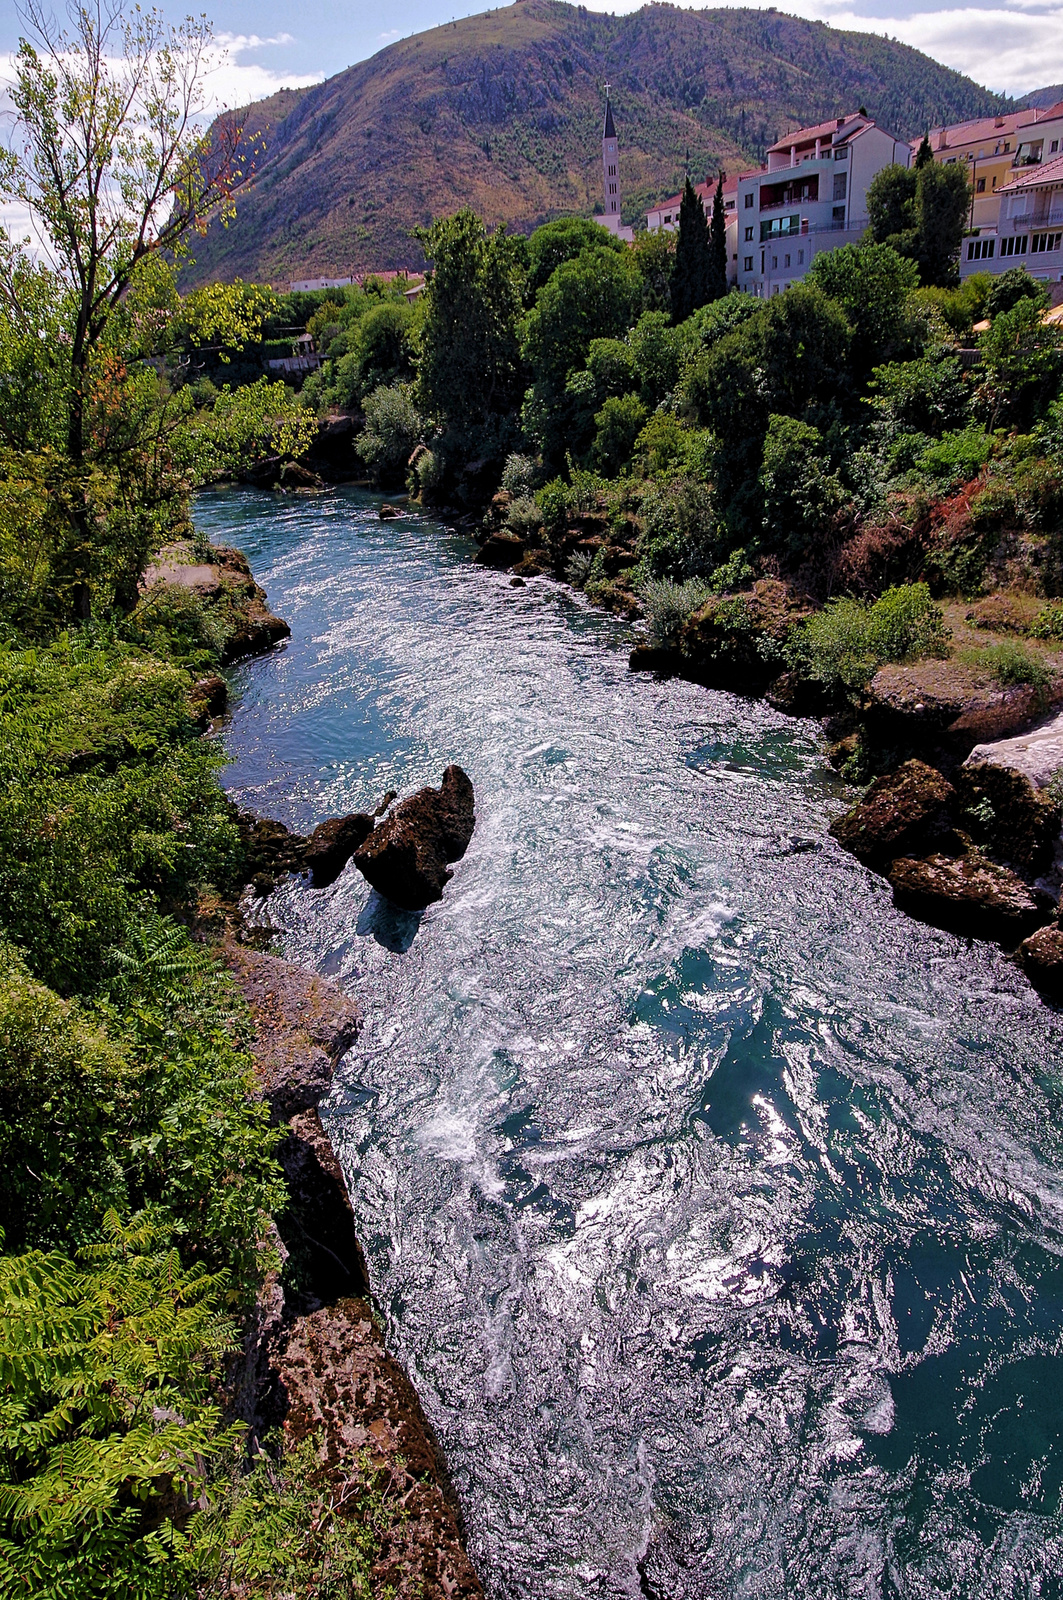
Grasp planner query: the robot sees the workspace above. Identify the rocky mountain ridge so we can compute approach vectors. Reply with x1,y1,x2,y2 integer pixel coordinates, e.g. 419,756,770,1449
187,1,1009,285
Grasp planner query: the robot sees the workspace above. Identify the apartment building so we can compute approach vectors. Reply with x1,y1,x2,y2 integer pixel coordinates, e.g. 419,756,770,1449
919,102,1063,231
960,152,1063,283
645,172,747,282
735,113,910,298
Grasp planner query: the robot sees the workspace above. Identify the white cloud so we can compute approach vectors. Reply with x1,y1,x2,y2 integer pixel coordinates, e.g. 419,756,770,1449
200,32,323,114
580,0,1063,95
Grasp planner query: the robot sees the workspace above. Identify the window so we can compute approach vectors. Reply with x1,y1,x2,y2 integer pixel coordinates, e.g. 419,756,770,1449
1000,235,1028,256
1052,140,1060,154
1032,232,1063,253
744,255,754,271
832,172,847,201
772,255,778,269
834,146,847,160
744,226,754,241
832,205,845,223
783,253,790,267
798,249,804,264
745,192,754,208
976,177,986,193
664,214,672,224
965,238,995,260
992,176,998,189
760,213,800,242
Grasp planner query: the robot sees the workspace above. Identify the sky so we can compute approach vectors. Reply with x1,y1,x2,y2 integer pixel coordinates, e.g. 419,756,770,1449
1,0,1062,110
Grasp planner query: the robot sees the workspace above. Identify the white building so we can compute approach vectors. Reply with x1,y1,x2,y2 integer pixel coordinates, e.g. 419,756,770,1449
599,96,634,243
735,112,910,297
645,172,750,284
960,151,1063,283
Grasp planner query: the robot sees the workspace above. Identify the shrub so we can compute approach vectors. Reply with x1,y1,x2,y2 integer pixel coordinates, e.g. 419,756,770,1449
978,296,1063,430
985,266,1049,321
865,351,970,438
916,426,993,489
592,393,648,476
357,383,423,485
758,414,848,558
789,582,950,690
566,549,595,587
639,577,715,648
633,412,688,478
500,453,540,497
504,496,545,539
961,639,1052,688
1030,602,1063,641
638,477,721,580
123,581,231,671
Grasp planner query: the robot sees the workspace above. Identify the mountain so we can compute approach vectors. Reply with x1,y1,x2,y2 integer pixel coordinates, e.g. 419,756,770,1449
1014,84,1063,110
186,0,1008,287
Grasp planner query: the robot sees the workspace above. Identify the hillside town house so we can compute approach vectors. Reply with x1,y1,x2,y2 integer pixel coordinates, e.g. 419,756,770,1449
646,114,909,296
735,114,910,297
940,101,1063,285
919,103,1063,232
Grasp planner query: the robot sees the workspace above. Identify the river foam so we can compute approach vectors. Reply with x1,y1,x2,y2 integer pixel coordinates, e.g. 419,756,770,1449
201,488,1063,1600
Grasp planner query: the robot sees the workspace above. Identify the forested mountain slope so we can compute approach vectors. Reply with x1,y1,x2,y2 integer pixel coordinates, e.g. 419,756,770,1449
187,1,1007,285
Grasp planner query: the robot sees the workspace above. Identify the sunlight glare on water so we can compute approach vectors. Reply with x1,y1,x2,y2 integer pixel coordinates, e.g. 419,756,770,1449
198,488,1063,1600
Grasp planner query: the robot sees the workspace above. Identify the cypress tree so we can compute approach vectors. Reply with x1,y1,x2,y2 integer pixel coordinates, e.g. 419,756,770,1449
915,133,934,169
671,178,711,323
709,171,728,300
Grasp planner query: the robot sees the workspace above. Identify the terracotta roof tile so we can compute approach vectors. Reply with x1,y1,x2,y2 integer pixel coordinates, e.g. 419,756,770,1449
998,151,1063,192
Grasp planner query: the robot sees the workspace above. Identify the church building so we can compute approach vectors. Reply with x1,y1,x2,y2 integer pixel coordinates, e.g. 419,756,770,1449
599,94,634,242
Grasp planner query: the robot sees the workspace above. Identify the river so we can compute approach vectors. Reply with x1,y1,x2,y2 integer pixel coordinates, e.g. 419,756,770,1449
197,487,1063,1600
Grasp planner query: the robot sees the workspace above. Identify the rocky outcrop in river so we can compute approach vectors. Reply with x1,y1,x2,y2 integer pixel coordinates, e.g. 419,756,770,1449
223,942,484,1600
352,765,476,909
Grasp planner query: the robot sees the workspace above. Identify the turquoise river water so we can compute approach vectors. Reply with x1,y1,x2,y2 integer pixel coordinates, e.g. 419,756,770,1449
196,488,1063,1600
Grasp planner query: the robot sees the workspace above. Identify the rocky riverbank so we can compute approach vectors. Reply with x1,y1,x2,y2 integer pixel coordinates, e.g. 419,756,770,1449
199,546,484,1594
223,943,483,1600
462,506,1063,1003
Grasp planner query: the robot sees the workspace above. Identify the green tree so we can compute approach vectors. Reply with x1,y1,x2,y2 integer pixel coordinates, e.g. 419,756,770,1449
591,394,648,476
758,414,848,558
0,1,248,616
671,180,711,324
524,217,622,298
866,164,918,257
915,160,970,287
985,266,1049,321
415,210,525,455
709,173,729,301
978,296,1063,429
808,243,919,377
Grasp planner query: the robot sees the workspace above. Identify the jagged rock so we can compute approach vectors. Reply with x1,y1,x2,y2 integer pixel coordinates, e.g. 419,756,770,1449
279,461,324,490
678,579,813,691
887,853,1052,944
303,813,375,888
862,660,1062,772
509,575,526,587
765,671,833,718
954,761,1062,879
278,1298,485,1600
222,943,360,1118
379,502,404,520
629,644,679,674
224,608,290,662
1017,922,1063,1002
352,765,475,910
475,531,525,568
830,760,959,869
276,1109,369,1309
233,809,306,894
189,674,227,720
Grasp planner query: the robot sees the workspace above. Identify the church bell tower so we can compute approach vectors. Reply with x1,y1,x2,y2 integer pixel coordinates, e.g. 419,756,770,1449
599,88,632,239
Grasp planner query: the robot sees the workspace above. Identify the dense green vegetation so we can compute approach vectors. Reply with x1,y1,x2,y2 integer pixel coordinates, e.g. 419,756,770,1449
0,7,402,1594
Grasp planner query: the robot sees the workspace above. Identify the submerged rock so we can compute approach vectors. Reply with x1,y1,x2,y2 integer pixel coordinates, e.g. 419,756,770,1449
352,765,475,910
830,760,959,870
887,853,1051,945
303,812,375,888
1017,922,1063,1003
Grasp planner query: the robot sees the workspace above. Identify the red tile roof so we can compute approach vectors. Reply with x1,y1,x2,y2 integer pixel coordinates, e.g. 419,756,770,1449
766,115,862,153
998,151,1063,193
649,169,758,214
915,102,1063,154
